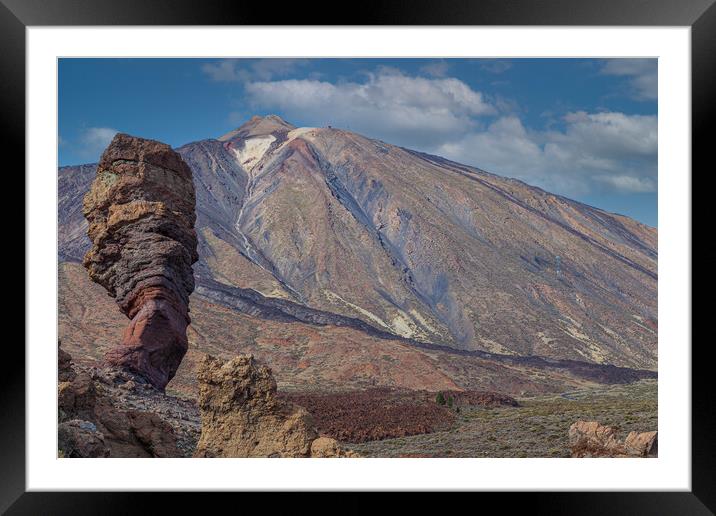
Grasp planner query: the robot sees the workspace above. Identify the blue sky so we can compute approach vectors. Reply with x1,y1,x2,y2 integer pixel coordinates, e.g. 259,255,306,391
59,58,657,226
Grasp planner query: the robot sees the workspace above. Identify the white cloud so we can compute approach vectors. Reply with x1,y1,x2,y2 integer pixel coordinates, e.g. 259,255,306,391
553,111,657,159
244,69,494,148
77,127,118,160
420,61,450,77
594,175,656,193
436,111,657,195
202,59,309,83
601,58,657,101
231,65,656,197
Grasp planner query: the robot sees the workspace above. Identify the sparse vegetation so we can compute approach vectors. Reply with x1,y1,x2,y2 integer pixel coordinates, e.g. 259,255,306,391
345,380,657,458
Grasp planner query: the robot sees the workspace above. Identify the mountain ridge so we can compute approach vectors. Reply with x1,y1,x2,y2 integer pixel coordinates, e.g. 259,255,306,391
59,115,657,370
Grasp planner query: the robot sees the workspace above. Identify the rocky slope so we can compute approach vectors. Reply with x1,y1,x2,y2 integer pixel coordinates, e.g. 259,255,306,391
59,260,654,399
58,342,187,457
59,115,658,386
82,134,199,390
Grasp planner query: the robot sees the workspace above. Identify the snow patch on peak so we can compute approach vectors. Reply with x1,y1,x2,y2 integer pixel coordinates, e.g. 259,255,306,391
287,127,317,141
233,136,276,171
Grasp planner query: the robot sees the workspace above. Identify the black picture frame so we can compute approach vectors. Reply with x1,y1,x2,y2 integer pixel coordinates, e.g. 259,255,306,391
5,0,710,512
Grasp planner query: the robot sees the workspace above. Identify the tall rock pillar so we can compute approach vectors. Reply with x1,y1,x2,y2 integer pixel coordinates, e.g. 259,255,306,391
82,133,198,390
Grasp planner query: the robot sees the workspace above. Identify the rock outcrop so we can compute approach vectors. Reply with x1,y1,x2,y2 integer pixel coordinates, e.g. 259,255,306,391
58,343,76,382
58,419,109,458
194,354,317,457
568,420,657,458
310,436,360,458
82,133,198,391
58,342,181,458
624,430,658,457
194,354,358,458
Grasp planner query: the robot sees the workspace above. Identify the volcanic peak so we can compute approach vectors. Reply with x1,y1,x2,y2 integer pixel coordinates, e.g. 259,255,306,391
218,114,296,142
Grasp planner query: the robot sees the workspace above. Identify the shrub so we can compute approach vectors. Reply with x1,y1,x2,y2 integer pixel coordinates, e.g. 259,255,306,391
436,392,446,405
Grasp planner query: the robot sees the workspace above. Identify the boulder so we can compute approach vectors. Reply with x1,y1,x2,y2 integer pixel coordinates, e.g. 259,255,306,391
92,401,181,458
310,436,360,458
58,371,96,417
568,420,623,454
624,430,658,457
58,419,109,458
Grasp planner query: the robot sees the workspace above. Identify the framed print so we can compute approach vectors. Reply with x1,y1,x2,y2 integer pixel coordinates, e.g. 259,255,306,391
6,0,711,512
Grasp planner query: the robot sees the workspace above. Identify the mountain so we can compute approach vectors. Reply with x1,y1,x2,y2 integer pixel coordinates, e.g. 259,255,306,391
58,115,657,388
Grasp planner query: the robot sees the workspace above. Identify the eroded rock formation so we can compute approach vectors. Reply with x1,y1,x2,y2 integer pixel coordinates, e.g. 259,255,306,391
194,354,317,457
568,420,657,458
194,354,358,458
82,133,198,390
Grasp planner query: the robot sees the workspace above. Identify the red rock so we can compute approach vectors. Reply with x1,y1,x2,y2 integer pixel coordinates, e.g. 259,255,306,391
82,134,198,390
282,388,457,443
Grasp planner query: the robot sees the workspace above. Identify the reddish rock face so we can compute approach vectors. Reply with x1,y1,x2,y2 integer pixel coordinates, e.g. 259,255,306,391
83,133,198,390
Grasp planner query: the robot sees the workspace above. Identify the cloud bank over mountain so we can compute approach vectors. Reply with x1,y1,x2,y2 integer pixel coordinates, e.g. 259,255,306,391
243,69,495,149
436,111,657,195
217,65,657,197
58,58,657,224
